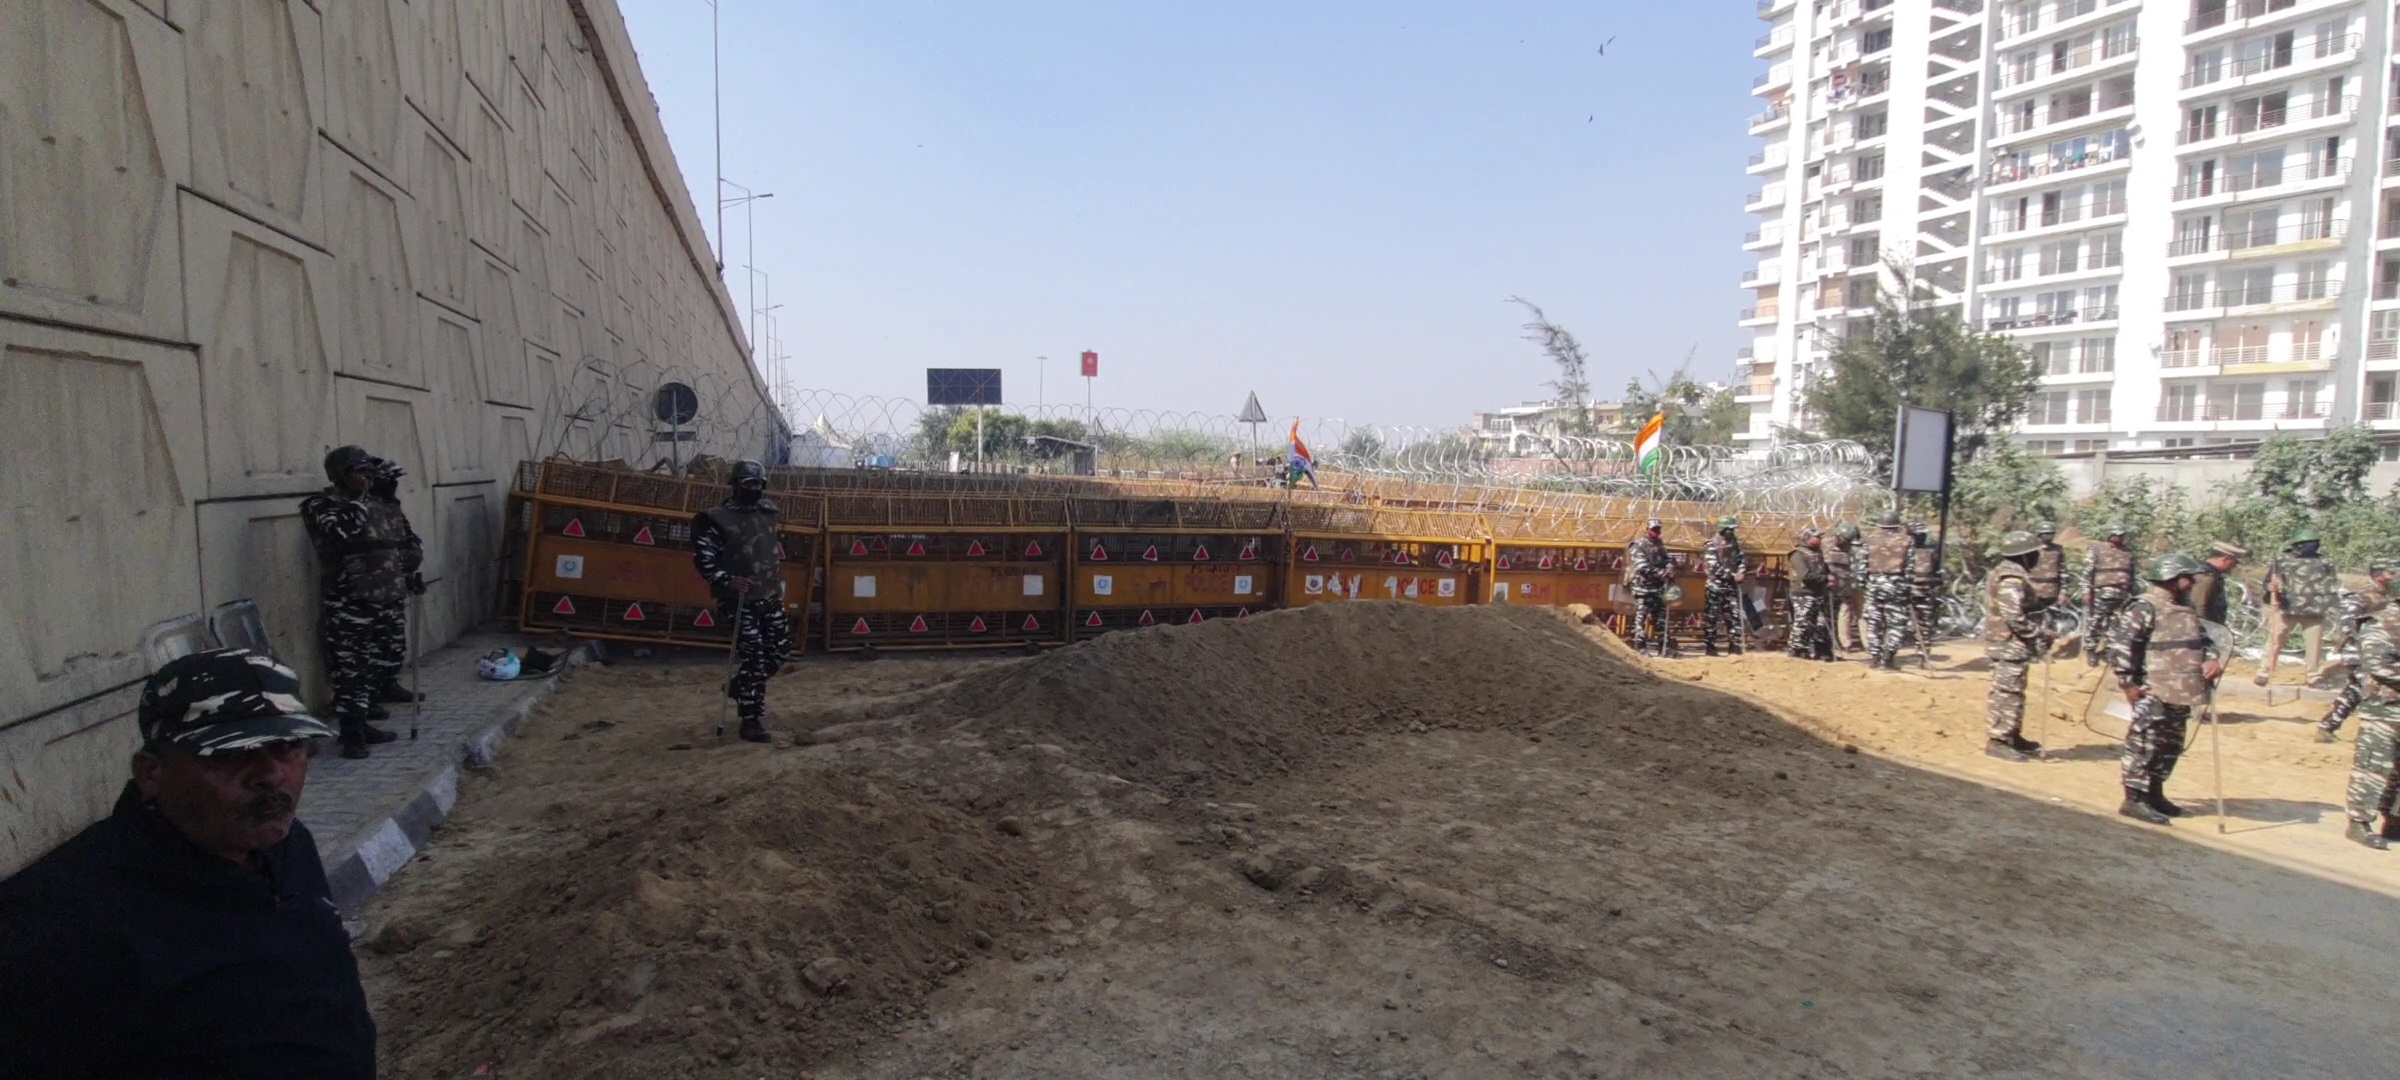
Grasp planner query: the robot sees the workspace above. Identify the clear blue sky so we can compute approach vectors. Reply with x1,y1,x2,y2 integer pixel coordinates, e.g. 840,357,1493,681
618,0,1762,428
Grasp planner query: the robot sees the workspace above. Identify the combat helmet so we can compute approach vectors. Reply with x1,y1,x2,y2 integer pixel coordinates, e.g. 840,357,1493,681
1834,522,1861,541
2290,526,2321,545
2104,522,2129,537
1876,510,1901,528
1717,515,1739,530
2143,552,2206,583
728,459,768,487
323,445,377,484
2035,521,2057,536
1996,531,2042,558
1907,521,1930,535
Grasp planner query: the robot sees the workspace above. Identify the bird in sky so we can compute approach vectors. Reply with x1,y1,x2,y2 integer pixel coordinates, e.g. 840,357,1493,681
1597,36,1617,56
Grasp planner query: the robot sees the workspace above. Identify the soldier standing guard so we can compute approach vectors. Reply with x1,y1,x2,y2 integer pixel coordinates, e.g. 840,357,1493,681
1905,522,1943,663
691,460,793,744
300,446,422,759
2028,522,2067,609
1861,511,1912,669
2191,542,2246,628
2339,573,2400,849
1701,516,1747,656
2257,527,2341,686
1982,531,2048,762
2083,524,2137,667
1624,518,1678,658
1786,528,1834,661
2106,553,2220,826
1829,522,1865,652
2315,559,2398,744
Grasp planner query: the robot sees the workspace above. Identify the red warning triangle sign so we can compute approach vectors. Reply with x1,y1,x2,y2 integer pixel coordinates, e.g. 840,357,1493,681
776,543,788,560
1338,546,1356,562
1237,608,1251,619
1497,554,1514,569
1192,543,1211,562
1089,543,1109,562
1572,556,1590,572
1538,553,1556,570
906,539,927,557
966,540,987,557
851,617,873,635
1023,614,1042,631
1436,550,1455,568
693,609,716,628
1138,610,1156,627
1393,551,1414,566
551,595,576,615
968,616,988,633
908,615,930,633
561,517,586,539
1086,610,1104,627
1187,610,1204,624
631,525,656,546
621,602,646,622
1301,544,1320,562
850,539,869,556
1239,538,1260,561
1141,545,1161,563
1026,540,1045,558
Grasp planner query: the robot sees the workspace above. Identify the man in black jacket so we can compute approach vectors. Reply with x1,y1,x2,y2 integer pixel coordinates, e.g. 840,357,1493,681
0,649,376,1078
693,460,792,742
301,445,423,758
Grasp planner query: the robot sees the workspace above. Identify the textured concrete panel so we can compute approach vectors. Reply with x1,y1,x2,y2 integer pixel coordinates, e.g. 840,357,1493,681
194,496,323,702
0,691,141,875
464,96,512,261
507,76,544,219
517,213,556,349
425,303,490,484
458,0,510,106
415,126,472,311
0,321,204,724
496,411,534,468
427,486,500,638
478,255,530,406
179,194,338,498
408,0,469,141
324,0,405,174
333,154,422,387
0,0,186,341
183,0,321,240
337,378,435,540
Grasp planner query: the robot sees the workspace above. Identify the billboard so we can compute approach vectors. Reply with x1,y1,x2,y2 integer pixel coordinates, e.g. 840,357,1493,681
927,368,1004,407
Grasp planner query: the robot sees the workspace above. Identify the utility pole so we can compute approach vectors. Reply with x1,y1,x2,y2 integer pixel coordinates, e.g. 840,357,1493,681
710,0,724,273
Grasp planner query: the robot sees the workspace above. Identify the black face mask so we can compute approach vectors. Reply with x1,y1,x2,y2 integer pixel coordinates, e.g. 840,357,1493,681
732,484,764,506
2296,541,2321,557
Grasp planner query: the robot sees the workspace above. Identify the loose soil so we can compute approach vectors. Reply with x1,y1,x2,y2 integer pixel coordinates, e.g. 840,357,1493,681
361,604,2400,1078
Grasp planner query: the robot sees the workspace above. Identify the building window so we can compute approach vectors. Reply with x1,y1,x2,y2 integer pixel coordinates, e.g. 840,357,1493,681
2297,260,2333,300
1856,111,1888,140
2075,387,2113,424
2083,284,2119,318
2287,378,2321,418
2029,390,2071,425
2161,383,2200,421
1854,152,1885,181
2081,336,2116,372
1862,28,1894,55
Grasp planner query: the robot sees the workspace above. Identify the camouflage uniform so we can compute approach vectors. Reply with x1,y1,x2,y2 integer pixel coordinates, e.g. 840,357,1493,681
1907,536,1943,656
1787,542,1832,659
2084,541,2138,665
299,484,420,739
1625,533,1675,656
2108,584,2211,797
692,491,793,738
2029,537,2067,608
2345,604,2400,831
2318,588,2391,738
2262,550,2339,680
1983,560,2042,743
1862,524,1913,667
1702,531,1746,653
1828,536,1865,651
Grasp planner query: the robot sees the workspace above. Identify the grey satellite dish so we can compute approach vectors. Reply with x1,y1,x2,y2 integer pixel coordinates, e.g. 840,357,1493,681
653,382,700,426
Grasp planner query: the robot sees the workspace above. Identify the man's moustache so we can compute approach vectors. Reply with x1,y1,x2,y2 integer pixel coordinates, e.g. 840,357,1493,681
242,791,296,820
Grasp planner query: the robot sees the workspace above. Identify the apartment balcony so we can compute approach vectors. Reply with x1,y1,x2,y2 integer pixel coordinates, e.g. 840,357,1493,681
1742,228,1783,251
1735,377,1777,404
1985,143,2129,192
2186,0,2358,41
1984,207,2129,243
1931,0,1986,16
1987,306,2117,332
1755,26,1795,55
2365,400,2398,421
1997,0,2127,47
1749,104,1792,133
1757,0,1796,18
1996,38,2140,100
2177,95,2359,150
1752,66,1794,96
1741,263,1785,287
1747,148,1787,175
2170,156,2351,204
1993,91,2135,142
2152,402,2333,426
2179,33,2361,98
2166,219,2346,260
1738,306,1780,326
2369,339,2400,364
1978,253,2125,287
1745,185,1787,212
2165,281,2344,320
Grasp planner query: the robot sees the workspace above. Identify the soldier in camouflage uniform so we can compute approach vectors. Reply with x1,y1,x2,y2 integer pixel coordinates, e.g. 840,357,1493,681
2340,574,2400,849
1906,522,1943,663
1982,531,2048,762
2257,527,2340,686
1786,528,1834,661
300,446,422,759
2083,524,2137,668
1625,518,1678,658
1828,523,1866,652
2107,553,2221,826
1701,516,1747,656
691,460,793,743
1861,511,1913,669
2028,522,2067,610
2314,558,2398,743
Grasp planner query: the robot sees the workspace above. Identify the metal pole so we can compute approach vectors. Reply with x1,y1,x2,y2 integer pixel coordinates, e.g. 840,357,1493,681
746,195,758,351
711,0,724,274
2208,683,2227,833
718,586,747,741
1038,356,1046,407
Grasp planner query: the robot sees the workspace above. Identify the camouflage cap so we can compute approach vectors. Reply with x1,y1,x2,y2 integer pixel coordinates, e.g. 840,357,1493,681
1834,523,1861,540
2143,553,2206,583
139,649,336,756
1717,516,1739,529
1996,531,2042,558
1645,518,1663,531
1876,511,1901,528
2290,527,2321,544
1800,526,1823,539
2209,541,2249,560
2367,557,2398,577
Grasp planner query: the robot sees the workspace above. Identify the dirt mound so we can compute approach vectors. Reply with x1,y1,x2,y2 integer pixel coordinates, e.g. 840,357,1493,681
366,757,1044,1079
934,602,1749,797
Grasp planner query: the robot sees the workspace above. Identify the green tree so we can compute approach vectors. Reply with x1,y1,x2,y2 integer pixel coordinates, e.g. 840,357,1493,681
2247,427,2381,511
1337,428,1386,461
1620,351,1748,448
1946,439,2068,540
1799,269,2041,466
1508,297,1594,436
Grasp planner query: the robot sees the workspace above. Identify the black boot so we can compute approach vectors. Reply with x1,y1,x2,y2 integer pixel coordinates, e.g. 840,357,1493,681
1985,739,2030,762
2146,785,2187,818
2005,733,2043,755
360,724,400,745
1704,642,1720,657
367,702,391,721
374,679,423,704
738,719,771,744
2314,726,2341,744
2119,787,2171,825
2346,819,2390,850
337,715,373,760
2379,817,2400,841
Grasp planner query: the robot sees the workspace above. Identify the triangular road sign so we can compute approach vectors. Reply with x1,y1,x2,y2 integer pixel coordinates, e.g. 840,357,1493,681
561,518,586,539
1572,556,1590,572
966,540,987,557
622,602,647,622
909,615,930,633
850,539,869,556
1086,610,1104,627
551,596,576,615
1138,610,1156,626
1237,391,1269,424
851,617,873,635
1436,549,1454,568
1237,608,1250,619
1301,544,1320,562
1026,540,1045,557
968,616,988,633
693,609,716,628
1192,543,1210,562
1090,543,1109,562
1239,538,1260,561
1538,553,1556,570
1187,610,1204,624
1497,554,1514,569
1141,545,1161,563
631,524,656,546
1022,614,1042,631
906,540,927,557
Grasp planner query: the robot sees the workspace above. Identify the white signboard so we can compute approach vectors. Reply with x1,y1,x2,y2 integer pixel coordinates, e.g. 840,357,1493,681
853,575,876,599
1234,575,1255,596
1024,574,1045,597
1092,574,1114,597
1304,574,1325,595
1437,578,1457,598
554,554,585,580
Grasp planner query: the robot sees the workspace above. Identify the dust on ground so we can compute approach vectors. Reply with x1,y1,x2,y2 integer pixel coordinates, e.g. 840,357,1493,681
360,604,2400,1078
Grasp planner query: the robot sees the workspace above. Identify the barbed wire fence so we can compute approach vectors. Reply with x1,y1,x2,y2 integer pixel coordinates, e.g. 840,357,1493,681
529,354,793,467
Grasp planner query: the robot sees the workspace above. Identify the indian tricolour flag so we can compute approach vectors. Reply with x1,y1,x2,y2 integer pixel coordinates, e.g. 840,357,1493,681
1634,412,1666,473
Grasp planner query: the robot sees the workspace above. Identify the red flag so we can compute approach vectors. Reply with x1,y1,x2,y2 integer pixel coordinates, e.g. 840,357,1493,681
1080,350,1098,377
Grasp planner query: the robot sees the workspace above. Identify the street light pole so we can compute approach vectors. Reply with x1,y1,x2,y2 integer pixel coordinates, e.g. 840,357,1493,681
710,0,723,273
1037,356,1047,407
719,185,772,355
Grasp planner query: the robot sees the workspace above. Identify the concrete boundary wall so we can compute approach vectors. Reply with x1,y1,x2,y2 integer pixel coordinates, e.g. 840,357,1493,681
0,0,776,871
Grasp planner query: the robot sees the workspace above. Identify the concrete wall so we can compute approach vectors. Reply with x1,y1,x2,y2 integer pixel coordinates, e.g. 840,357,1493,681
0,0,778,870
2053,456,2400,504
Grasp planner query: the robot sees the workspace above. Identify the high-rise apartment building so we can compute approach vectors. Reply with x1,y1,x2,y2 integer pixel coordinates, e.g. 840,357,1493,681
1740,0,2400,452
